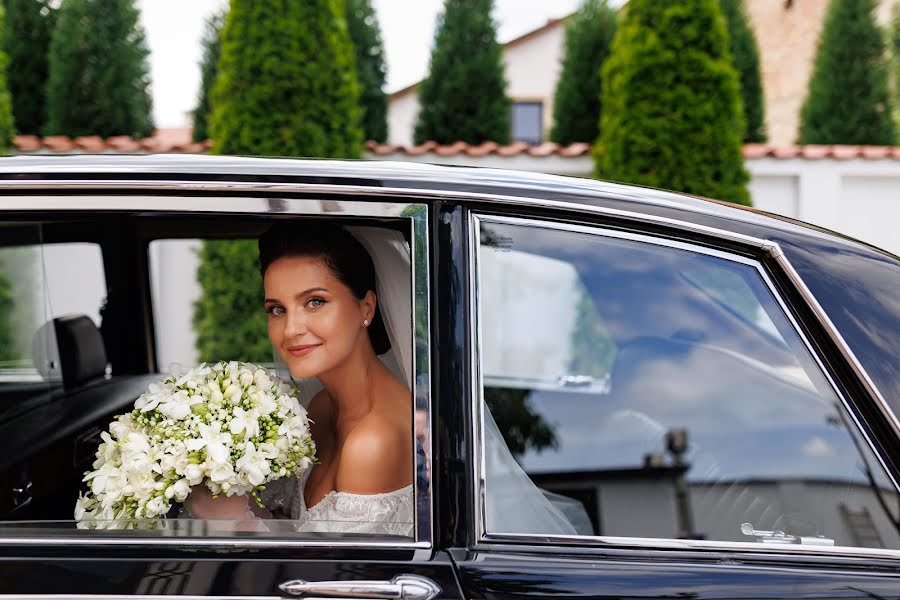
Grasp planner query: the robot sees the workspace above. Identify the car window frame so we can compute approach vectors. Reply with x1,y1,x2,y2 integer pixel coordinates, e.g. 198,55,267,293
468,211,900,560
0,192,433,551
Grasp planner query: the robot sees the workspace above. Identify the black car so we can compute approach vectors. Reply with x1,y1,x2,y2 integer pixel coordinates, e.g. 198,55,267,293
0,154,898,599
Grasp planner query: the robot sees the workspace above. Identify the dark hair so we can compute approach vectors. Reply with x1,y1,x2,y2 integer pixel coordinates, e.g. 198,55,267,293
258,222,391,355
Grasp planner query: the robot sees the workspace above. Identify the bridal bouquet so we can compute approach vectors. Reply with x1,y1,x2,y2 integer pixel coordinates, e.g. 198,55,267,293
75,361,315,529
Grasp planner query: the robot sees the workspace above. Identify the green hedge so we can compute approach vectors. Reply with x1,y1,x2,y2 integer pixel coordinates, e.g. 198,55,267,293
595,0,750,206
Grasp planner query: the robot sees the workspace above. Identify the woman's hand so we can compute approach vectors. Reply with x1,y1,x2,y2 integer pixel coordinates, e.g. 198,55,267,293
184,484,253,520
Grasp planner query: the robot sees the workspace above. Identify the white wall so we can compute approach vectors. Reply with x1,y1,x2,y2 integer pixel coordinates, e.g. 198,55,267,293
747,158,900,257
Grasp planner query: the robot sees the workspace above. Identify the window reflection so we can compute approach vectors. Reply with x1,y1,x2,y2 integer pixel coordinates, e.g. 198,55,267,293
478,219,900,549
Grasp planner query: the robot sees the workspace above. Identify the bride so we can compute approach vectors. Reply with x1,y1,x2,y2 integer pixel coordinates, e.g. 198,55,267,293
184,222,415,536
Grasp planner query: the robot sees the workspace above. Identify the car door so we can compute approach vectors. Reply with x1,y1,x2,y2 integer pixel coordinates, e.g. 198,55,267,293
0,187,461,599
453,207,900,599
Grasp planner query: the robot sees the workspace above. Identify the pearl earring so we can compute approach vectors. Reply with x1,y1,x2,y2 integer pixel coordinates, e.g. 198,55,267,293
363,319,370,327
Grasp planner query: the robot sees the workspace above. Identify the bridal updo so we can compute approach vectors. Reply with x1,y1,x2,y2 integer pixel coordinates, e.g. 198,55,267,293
257,222,391,355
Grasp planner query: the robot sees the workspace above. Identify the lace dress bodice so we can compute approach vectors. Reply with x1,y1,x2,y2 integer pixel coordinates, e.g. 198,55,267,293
261,468,415,537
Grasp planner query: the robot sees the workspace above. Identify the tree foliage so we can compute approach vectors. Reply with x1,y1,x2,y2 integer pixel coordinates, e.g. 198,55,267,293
193,240,270,364
0,4,13,152
719,0,766,143
44,0,153,138
2,0,56,135
0,273,16,363
550,0,617,145
346,0,388,143
210,0,362,157
414,0,510,145
192,8,226,143
197,0,363,364
595,0,750,206
798,0,894,145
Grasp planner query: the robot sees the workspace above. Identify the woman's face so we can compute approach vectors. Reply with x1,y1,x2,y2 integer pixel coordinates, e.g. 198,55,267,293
264,255,374,379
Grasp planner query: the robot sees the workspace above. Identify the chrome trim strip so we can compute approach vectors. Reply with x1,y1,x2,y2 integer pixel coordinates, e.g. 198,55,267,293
0,596,275,600
409,203,435,544
768,248,900,439
479,532,900,560
469,215,488,547
0,180,788,249
468,213,900,560
0,535,430,548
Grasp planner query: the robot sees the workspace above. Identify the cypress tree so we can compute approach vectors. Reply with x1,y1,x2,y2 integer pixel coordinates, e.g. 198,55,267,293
196,0,362,364
44,0,153,138
0,4,13,153
719,0,766,143
596,0,750,206
891,3,900,132
192,8,225,143
414,0,510,145
2,0,56,135
798,0,894,145
346,0,388,143
550,0,617,145
210,0,362,157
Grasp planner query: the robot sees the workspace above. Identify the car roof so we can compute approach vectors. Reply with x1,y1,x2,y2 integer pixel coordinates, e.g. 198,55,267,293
0,153,891,258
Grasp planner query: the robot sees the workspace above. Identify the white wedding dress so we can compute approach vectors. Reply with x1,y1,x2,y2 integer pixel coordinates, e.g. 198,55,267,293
260,468,415,537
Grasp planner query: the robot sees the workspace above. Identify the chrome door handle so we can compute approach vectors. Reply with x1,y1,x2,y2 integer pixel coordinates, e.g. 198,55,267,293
279,574,440,600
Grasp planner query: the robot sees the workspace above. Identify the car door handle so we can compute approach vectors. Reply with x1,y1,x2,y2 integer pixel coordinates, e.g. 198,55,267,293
279,574,441,600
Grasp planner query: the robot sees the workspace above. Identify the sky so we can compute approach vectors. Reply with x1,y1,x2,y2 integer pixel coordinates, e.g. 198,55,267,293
138,0,581,129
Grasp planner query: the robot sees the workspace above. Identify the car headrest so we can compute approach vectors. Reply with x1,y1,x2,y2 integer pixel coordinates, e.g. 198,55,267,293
32,315,107,389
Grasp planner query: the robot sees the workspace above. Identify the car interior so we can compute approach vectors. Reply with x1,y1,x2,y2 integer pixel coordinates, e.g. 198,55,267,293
0,211,413,526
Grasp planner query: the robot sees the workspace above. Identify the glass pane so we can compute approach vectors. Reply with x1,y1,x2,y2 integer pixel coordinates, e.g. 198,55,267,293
512,102,542,145
478,219,900,550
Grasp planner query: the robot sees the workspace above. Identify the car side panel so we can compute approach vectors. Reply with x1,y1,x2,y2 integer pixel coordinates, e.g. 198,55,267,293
455,551,900,599
0,547,463,598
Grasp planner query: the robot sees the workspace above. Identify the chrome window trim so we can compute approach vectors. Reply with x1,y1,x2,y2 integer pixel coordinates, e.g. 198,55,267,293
0,596,275,600
468,212,900,560
0,197,432,552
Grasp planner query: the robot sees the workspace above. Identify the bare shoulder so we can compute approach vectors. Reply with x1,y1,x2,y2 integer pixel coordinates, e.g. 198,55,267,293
335,413,411,494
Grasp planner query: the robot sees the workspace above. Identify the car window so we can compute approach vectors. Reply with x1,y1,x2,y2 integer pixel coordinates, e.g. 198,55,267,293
0,215,429,543
475,216,900,551
0,240,105,389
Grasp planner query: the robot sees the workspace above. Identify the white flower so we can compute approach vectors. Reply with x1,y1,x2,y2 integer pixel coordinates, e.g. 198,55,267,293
228,406,260,439
76,361,315,529
239,371,254,388
253,368,272,390
235,442,273,486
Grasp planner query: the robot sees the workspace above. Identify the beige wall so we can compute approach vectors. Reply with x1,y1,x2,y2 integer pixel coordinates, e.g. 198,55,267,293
747,0,894,146
503,24,566,140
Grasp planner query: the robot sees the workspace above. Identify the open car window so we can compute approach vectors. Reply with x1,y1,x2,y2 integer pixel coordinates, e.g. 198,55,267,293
0,209,431,546
475,215,900,550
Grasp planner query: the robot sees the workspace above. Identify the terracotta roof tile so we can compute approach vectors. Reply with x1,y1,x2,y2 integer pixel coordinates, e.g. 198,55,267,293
107,136,142,152
558,142,592,157
528,142,560,157
42,136,76,152
496,141,530,157
74,136,106,152
465,141,500,156
861,145,892,159
13,135,42,152
11,135,900,162
434,141,468,156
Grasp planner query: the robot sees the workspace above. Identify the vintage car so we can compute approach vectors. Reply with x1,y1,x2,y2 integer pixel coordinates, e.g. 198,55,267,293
0,154,897,599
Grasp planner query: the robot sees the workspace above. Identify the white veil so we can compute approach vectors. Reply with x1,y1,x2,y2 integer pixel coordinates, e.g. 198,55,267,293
271,224,580,536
